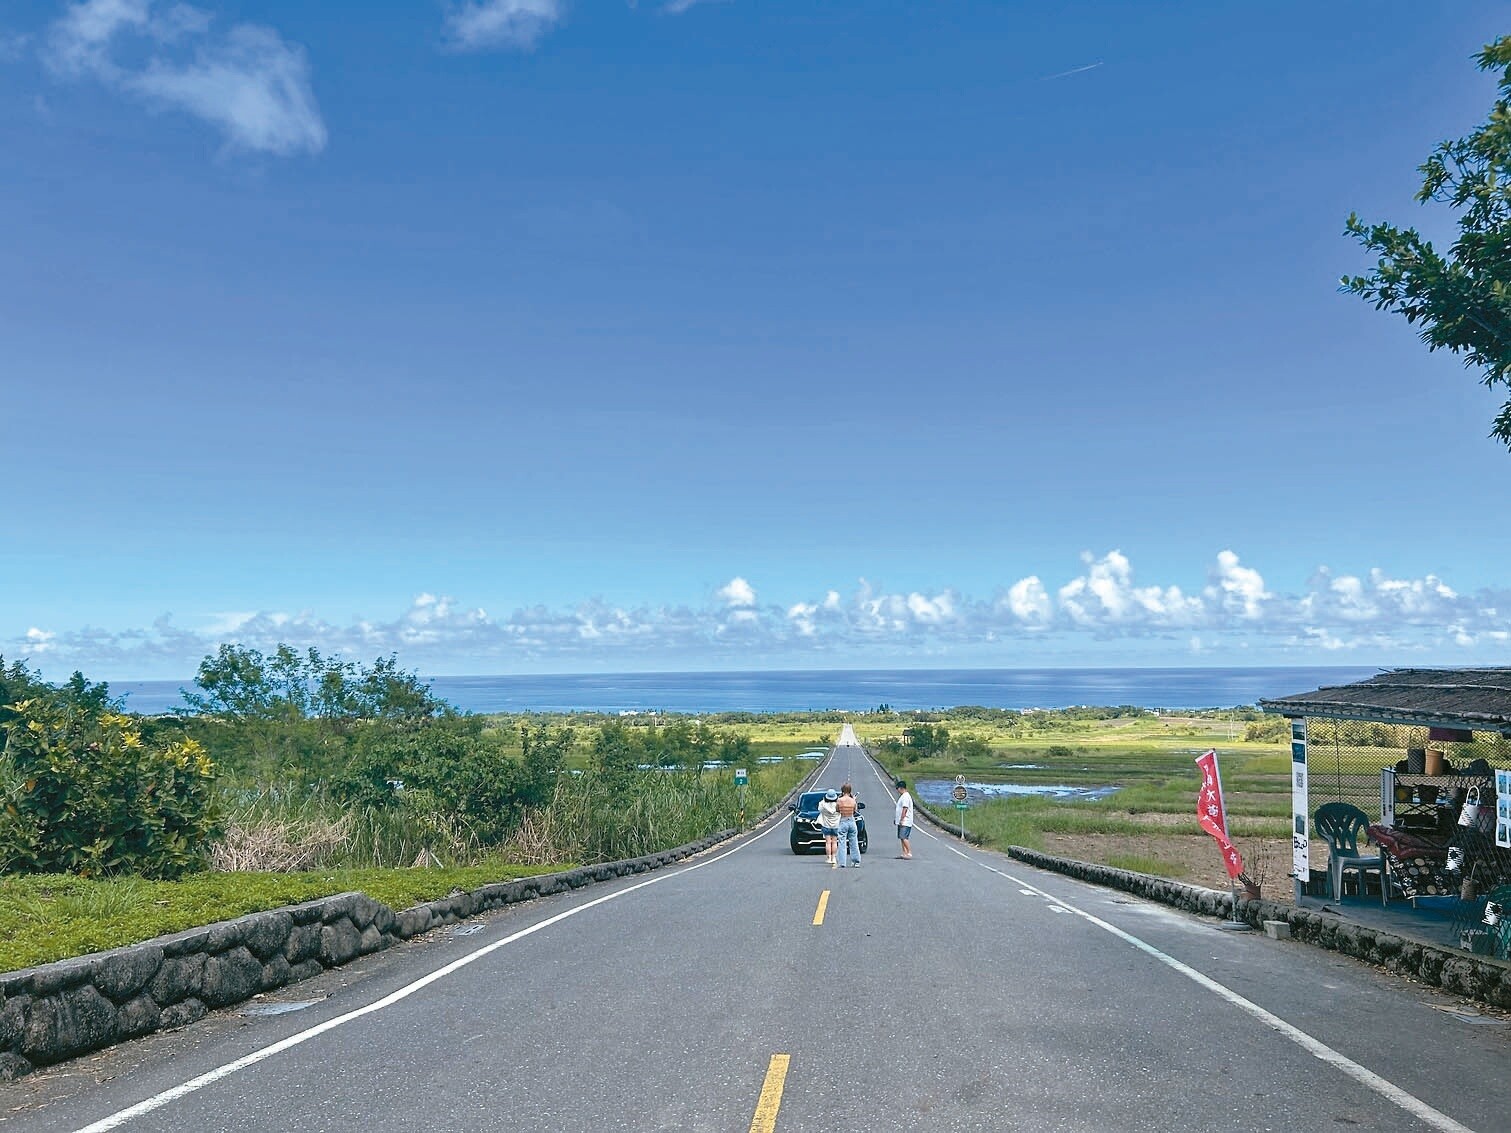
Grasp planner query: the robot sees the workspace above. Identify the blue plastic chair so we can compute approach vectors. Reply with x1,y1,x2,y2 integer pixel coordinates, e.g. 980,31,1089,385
1314,802,1384,904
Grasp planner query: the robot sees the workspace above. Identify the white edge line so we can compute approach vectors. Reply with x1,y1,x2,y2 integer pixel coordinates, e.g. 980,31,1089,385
71,824,783,1133
959,854,1477,1133
850,741,1472,1130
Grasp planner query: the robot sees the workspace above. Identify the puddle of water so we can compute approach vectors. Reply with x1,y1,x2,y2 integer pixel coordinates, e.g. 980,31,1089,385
917,780,1121,805
239,999,323,1017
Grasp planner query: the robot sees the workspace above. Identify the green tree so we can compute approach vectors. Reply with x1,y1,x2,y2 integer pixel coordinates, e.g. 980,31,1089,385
1343,37,1511,447
181,644,451,786
518,723,573,809
593,722,642,791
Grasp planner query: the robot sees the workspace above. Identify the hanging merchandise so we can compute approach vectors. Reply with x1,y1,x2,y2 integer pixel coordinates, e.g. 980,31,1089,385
1459,786,1494,835
1498,770,1511,850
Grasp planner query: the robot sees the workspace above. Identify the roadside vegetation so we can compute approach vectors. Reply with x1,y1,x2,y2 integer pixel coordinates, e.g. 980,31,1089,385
0,650,806,971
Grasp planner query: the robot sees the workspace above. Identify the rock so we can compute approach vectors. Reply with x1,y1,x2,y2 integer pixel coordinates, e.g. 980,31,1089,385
149,954,205,1006
91,946,164,1003
202,946,263,1008
116,994,161,1039
160,998,206,1030
259,955,292,992
284,923,323,964
320,919,362,967
241,912,294,960
23,985,118,1063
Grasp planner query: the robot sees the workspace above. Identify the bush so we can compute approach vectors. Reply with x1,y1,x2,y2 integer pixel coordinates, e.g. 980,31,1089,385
0,700,219,879
1242,716,1290,743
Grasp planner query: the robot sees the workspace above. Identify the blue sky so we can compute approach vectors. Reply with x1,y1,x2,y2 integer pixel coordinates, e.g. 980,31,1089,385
4,0,1510,681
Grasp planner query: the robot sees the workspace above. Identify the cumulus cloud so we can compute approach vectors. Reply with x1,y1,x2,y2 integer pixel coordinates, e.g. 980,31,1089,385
13,551,1511,678
1206,549,1268,619
1057,550,1203,630
717,577,756,607
1001,576,1051,626
43,0,325,155
444,0,565,51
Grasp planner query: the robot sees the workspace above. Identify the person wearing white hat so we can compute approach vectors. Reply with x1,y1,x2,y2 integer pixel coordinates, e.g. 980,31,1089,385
818,789,840,866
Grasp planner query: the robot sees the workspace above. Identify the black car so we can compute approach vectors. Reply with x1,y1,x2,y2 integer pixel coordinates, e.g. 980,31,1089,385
788,790,868,855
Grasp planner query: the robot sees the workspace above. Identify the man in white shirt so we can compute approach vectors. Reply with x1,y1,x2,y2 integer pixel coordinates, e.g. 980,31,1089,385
894,779,914,859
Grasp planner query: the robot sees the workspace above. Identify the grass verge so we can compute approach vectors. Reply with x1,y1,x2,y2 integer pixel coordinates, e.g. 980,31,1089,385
0,860,565,972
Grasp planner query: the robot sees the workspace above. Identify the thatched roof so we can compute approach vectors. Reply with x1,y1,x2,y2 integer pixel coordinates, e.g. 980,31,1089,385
1259,668,1511,733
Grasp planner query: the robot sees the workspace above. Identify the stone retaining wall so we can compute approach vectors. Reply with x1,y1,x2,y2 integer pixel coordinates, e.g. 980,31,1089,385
1007,846,1511,1009
0,833,736,1081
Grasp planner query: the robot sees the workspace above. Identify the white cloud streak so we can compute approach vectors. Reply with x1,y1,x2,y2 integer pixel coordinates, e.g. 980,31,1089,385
43,0,325,155
13,550,1511,678
443,0,565,51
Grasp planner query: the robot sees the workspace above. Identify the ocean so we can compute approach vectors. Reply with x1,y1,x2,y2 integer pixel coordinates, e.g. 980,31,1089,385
110,666,1377,716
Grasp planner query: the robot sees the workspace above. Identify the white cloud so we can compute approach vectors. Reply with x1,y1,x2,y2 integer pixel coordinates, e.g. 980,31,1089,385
663,0,723,13
1205,549,1268,620
43,0,324,155
1057,550,1203,630
717,577,756,607
14,550,1511,679
1002,576,1051,626
444,0,565,51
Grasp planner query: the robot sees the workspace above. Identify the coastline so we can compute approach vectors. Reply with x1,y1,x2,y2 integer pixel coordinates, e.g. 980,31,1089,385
110,664,1380,716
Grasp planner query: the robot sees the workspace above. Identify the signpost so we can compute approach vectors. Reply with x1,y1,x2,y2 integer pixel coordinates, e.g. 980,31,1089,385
952,776,968,840
735,768,748,828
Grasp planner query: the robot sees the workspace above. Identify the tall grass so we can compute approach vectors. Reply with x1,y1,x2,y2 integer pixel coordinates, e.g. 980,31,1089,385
519,761,805,863
208,758,807,873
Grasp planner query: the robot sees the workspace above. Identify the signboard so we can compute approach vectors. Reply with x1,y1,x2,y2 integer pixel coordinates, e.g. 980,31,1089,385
734,769,748,786
1291,719,1309,884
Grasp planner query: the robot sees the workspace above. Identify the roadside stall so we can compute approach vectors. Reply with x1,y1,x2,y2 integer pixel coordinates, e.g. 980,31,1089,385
1260,669,1511,956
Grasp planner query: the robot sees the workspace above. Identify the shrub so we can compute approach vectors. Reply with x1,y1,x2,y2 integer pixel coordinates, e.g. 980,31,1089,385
0,700,219,878
1242,716,1290,743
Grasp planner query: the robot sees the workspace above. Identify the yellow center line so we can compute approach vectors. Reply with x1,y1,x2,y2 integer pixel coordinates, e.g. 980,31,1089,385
813,889,830,925
749,1053,791,1133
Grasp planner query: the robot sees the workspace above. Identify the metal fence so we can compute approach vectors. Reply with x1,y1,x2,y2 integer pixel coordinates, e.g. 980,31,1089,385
1303,719,1511,817
1303,717,1511,954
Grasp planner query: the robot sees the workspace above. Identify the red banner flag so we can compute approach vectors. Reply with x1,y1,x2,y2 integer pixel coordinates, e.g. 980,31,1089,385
1195,749,1244,879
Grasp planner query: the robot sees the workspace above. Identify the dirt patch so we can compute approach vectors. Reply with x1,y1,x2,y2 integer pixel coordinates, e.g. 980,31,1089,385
1041,832,1293,901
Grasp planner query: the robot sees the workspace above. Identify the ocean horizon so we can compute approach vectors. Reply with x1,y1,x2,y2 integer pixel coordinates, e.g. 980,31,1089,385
110,665,1379,716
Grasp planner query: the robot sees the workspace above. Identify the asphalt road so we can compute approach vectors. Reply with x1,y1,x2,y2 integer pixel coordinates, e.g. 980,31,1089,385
7,734,1510,1132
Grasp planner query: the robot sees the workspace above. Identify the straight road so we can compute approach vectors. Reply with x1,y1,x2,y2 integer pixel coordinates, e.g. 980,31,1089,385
7,732,1509,1132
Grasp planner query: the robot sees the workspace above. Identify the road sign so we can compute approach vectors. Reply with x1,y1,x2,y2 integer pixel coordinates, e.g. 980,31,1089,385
734,769,748,786
951,784,968,803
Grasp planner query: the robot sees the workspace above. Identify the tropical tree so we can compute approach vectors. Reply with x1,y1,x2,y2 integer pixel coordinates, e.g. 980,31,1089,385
1343,36,1511,447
